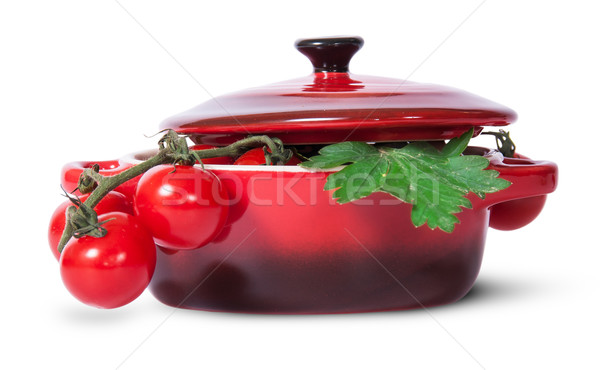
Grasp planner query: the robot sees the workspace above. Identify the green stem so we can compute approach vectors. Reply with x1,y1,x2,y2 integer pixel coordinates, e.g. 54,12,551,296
56,133,286,254
56,208,76,255
193,135,287,163
481,130,516,158
85,150,171,209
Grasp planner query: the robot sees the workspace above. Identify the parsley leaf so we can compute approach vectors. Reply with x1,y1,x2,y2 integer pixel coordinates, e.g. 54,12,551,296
300,129,511,232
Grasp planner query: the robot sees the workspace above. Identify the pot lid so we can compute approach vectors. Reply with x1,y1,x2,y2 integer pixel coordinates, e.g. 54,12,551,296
161,36,517,145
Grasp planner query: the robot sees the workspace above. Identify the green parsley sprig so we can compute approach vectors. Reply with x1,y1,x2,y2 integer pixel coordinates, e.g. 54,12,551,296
300,129,511,232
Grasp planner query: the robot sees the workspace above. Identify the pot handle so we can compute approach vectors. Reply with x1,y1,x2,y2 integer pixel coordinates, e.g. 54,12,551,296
481,151,558,206
476,151,558,230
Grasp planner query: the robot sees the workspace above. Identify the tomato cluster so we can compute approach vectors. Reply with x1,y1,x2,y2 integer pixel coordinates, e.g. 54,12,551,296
50,145,296,309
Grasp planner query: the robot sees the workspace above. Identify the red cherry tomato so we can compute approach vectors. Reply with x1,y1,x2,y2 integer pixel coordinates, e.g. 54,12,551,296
234,147,302,165
189,144,234,165
59,212,156,309
134,165,229,250
48,191,133,260
489,195,547,231
61,160,136,199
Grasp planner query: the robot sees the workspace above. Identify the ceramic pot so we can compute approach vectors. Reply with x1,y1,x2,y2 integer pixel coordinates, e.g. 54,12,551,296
60,37,558,313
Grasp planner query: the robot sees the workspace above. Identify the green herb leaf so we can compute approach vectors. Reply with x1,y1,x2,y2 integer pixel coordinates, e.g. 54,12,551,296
300,141,379,170
441,129,472,157
300,129,511,232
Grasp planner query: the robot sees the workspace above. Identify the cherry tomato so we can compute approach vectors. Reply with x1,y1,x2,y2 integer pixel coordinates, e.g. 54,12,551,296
60,212,156,309
189,144,234,165
48,191,133,260
489,195,547,231
234,147,302,165
61,160,136,199
134,165,229,250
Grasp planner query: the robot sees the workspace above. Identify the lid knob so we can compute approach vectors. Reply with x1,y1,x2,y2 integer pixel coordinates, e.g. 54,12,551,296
295,36,364,73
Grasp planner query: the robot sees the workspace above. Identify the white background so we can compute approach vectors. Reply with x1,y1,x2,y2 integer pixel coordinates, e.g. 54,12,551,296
1,1,598,369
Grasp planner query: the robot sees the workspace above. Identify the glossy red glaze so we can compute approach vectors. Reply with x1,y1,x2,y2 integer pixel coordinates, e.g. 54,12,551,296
164,73,515,145
475,152,558,212
489,195,547,231
160,37,515,145
485,153,552,230
113,148,557,313
150,198,489,313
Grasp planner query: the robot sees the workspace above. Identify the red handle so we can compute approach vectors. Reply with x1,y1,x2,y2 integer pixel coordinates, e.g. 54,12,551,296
482,151,558,206
474,150,558,230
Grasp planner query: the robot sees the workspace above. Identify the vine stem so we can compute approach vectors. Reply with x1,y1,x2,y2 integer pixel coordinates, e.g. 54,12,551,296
56,133,288,254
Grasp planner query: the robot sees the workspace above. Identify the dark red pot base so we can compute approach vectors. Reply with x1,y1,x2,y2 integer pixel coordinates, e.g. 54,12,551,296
150,238,484,314
148,180,489,314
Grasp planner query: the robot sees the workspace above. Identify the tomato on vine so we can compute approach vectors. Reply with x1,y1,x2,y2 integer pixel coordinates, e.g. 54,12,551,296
61,160,137,199
489,195,547,231
48,191,133,260
234,147,301,165
189,144,234,165
59,212,156,309
134,165,229,250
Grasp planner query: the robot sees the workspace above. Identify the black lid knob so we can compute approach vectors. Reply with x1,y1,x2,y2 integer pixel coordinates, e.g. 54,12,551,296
295,36,364,73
